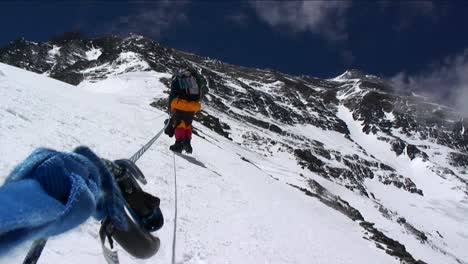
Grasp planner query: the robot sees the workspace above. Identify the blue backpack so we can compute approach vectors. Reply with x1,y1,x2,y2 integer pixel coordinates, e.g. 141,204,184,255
174,69,208,101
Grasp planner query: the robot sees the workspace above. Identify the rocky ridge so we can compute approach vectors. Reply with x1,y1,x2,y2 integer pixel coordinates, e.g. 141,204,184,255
2,32,467,264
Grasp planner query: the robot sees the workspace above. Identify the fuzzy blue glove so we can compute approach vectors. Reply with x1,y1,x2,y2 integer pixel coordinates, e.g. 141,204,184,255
0,146,128,255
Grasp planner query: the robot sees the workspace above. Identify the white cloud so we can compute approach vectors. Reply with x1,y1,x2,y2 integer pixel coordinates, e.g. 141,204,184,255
249,1,351,40
109,1,189,39
391,49,468,115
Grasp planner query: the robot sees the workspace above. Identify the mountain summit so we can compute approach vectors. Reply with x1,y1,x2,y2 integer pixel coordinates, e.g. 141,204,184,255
1,33,467,264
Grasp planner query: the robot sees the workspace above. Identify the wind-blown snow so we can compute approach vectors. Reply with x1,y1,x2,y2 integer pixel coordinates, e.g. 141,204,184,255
82,51,150,78
86,47,102,61
45,45,61,68
0,63,399,264
384,111,395,122
48,45,61,58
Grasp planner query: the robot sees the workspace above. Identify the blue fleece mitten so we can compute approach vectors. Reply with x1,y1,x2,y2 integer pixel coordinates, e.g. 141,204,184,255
0,146,127,255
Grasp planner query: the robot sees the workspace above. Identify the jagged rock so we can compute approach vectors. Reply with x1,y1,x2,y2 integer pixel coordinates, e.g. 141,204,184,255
313,146,332,160
294,149,325,173
196,111,232,140
359,221,426,263
406,144,428,160
449,152,468,168
382,174,423,196
379,163,395,171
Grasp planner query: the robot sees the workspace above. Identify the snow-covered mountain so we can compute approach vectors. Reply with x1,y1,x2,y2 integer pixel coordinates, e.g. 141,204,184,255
1,32,467,264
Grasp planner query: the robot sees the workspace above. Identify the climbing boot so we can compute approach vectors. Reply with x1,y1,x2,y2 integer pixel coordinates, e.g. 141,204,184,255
183,138,192,154
169,140,183,153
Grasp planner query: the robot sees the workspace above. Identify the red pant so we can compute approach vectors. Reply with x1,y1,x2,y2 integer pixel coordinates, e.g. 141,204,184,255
171,109,195,142
175,127,192,141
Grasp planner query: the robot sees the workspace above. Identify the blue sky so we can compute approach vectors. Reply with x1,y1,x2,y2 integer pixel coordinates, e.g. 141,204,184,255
1,1,468,105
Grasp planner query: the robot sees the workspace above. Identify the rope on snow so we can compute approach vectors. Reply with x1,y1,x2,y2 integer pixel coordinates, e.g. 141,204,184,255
129,116,171,164
171,153,179,264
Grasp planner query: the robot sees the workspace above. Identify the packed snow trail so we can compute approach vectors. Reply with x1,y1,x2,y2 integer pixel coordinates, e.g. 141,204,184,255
0,63,398,263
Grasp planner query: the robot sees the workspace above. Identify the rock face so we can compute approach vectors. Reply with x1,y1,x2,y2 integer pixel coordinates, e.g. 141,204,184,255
2,32,468,264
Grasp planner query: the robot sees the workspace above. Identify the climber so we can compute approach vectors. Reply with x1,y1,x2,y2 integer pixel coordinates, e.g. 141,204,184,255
165,67,208,154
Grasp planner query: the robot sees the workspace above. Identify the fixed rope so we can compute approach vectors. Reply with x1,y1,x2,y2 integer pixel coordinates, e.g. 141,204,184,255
22,239,47,264
171,153,179,264
129,119,171,164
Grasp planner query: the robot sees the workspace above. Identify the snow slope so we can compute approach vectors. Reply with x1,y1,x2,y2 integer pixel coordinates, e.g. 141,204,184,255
334,104,468,263
0,63,399,263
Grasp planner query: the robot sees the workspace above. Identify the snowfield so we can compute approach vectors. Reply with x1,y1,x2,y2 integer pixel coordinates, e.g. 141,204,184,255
0,63,403,264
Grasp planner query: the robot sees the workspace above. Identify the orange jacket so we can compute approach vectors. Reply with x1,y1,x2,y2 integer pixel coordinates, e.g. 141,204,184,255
170,98,201,113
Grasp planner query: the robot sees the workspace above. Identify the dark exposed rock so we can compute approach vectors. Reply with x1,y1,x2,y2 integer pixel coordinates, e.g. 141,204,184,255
397,217,428,243
295,145,422,197
195,111,232,140
294,149,325,173
391,140,406,156
150,98,168,111
343,156,374,179
313,146,332,160
269,123,283,134
0,38,52,74
159,77,171,87
359,221,426,263
379,163,395,171
449,152,468,168
406,144,428,160
321,89,339,105
291,180,364,221
50,71,84,86
382,174,423,196
344,91,395,135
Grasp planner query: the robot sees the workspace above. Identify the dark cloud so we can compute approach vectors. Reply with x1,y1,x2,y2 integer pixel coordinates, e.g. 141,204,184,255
379,0,435,14
226,12,249,26
378,1,438,32
107,1,190,39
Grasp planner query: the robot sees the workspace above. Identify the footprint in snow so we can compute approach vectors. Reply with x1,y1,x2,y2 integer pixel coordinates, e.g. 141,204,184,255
182,252,207,264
